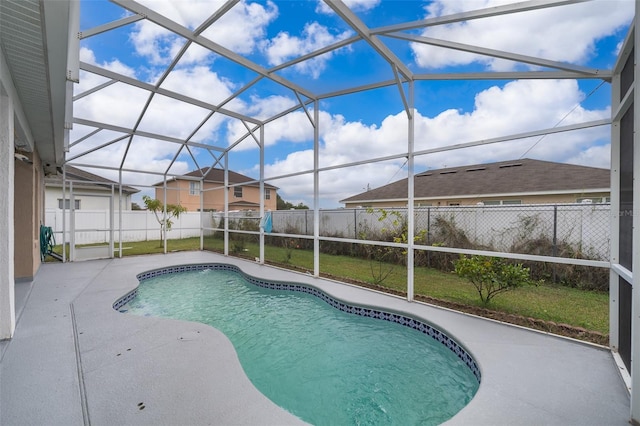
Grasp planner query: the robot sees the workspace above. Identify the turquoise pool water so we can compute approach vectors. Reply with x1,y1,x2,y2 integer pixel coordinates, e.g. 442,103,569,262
121,268,479,425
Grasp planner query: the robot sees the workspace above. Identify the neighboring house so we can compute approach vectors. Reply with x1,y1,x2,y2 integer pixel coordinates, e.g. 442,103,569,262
341,159,610,208
153,167,278,212
45,165,139,210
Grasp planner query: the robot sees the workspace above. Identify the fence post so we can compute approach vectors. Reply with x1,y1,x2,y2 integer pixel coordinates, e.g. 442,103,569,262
427,207,431,267
354,208,357,239
552,205,558,283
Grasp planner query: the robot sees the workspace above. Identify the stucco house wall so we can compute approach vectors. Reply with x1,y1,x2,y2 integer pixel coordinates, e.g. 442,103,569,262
14,151,44,281
155,175,277,212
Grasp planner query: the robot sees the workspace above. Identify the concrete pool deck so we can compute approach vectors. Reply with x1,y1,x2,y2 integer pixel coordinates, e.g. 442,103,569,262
0,251,630,425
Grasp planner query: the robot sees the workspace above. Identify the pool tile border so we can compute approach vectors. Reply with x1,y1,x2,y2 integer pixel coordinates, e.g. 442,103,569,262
113,263,481,383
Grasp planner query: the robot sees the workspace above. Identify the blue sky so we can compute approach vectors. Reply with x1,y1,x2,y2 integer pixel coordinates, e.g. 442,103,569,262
70,0,633,208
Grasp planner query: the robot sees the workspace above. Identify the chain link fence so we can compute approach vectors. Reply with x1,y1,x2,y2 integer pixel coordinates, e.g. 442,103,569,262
267,204,610,261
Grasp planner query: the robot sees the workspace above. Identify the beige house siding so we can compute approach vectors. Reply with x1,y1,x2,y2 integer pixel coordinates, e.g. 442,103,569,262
345,192,611,209
155,180,277,212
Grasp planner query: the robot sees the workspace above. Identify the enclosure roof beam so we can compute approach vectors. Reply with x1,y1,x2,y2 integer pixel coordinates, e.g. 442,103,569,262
73,117,225,152
79,14,145,39
413,70,613,81
370,0,592,35
68,162,210,180
324,0,413,81
73,79,118,101
80,62,261,125
111,0,317,101
386,32,604,76
317,69,612,100
413,118,611,158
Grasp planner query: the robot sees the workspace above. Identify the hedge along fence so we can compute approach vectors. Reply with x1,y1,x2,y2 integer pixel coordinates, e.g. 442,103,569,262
261,204,611,291
269,204,610,260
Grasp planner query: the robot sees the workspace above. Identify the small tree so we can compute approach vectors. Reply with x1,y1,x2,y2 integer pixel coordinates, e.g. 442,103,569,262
454,255,534,304
142,195,187,246
359,208,427,285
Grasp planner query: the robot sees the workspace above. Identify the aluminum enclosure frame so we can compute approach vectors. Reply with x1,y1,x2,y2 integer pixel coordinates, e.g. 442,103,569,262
64,0,635,419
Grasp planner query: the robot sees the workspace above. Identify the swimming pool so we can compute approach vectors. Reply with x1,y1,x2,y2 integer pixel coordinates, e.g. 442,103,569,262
114,263,480,425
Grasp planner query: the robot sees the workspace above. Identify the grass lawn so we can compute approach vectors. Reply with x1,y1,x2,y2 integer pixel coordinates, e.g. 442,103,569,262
50,236,609,337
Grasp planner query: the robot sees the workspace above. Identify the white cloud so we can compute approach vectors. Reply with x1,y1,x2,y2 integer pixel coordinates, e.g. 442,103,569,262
72,47,236,186
258,79,611,207
130,0,278,65
130,20,177,66
263,22,353,78
160,66,239,107
226,108,315,151
413,79,608,151
316,0,381,15
78,46,137,84
200,1,278,54
411,0,633,70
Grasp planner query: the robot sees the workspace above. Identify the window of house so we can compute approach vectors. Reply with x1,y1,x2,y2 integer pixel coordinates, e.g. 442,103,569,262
483,200,521,205
189,181,200,195
234,187,243,198
265,188,271,200
58,199,81,209
448,202,460,206
577,197,596,203
577,197,609,204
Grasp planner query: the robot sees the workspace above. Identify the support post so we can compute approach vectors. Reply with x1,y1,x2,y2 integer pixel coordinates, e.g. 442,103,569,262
259,124,265,264
224,154,229,256
200,177,204,251
313,100,320,277
406,81,415,302
163,177,167,254
630,4,640,421
118,170,123,258
0,88,15,339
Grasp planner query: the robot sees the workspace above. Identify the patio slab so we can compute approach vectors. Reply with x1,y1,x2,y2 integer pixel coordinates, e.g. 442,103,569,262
0,251,630,425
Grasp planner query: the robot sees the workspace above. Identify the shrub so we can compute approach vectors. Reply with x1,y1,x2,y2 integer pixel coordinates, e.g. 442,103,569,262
454,255,535,304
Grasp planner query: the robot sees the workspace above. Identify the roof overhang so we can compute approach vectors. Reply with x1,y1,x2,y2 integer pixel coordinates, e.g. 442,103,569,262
0,0,75,171
343,188,612,205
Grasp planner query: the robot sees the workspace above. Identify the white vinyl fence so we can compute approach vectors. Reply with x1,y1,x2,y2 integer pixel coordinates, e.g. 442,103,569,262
45,209,213,244
47,203,611,261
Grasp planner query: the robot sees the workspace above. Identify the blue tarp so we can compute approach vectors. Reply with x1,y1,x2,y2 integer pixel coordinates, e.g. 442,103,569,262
261,211,273,233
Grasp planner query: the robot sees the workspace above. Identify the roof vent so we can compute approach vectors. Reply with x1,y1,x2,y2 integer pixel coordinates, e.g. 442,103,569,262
465,167,486,172
440,170,458,175
499,163,523,169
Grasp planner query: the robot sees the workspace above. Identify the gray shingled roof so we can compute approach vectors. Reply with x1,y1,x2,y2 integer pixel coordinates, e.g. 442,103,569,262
45,166,140,195
341,159,610,203
155,167,278,189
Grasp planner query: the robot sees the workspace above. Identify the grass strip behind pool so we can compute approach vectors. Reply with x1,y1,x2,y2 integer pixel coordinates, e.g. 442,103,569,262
50,236,609,338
